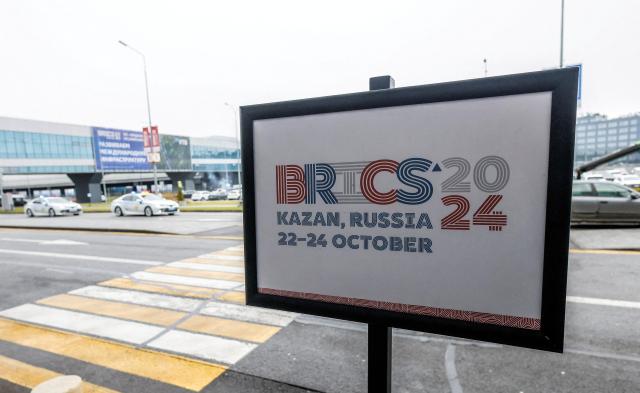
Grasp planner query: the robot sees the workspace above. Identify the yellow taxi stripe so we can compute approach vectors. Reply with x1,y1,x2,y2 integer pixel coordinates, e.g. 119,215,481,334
37,294,184,326
37,294,273,343
0,354,120,392
146,266,245,282
98,278,233,301
0,318,225,391
181,257,245,268
569,248,640,256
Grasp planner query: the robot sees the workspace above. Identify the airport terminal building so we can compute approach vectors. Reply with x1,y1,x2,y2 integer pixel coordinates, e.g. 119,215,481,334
574,113,640,166
2,112,639,202
0,116,240,202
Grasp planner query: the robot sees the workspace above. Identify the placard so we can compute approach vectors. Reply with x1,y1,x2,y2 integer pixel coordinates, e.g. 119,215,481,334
241,69,578,352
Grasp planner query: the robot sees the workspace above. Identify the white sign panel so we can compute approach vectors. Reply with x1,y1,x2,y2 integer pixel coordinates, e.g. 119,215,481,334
242,69,578,351
254,93,549,328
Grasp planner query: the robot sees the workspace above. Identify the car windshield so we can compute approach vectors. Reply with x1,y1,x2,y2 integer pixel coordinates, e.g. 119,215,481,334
47,198,69,204
141,194,162,201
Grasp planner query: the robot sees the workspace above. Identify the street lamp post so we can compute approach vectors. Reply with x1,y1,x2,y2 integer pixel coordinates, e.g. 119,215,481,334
118,40,158,192
225,102,241,187
560,0,565,68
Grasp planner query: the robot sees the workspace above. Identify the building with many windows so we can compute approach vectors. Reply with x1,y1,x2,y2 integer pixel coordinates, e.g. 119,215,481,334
0,116,240,202
574,113,640,166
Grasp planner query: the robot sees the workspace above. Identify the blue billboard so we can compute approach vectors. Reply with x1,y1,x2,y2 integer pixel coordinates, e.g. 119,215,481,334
92,127,151,171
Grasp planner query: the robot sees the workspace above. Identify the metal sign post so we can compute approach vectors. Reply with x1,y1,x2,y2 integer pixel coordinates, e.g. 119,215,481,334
241,69,578,392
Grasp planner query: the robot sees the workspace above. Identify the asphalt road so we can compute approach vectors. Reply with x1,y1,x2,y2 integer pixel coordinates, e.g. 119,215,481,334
0,212,244,236
0,227,638,392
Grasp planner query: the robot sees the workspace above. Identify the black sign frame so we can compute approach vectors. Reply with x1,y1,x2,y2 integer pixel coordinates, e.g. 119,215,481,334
241,68,578,352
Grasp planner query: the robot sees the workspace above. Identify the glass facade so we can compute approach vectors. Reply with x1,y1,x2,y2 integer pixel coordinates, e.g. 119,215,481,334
190,140,240,173
574,114,640,165
0,130,93,159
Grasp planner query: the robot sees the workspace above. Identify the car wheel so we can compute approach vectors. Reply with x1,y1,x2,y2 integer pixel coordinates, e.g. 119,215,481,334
48,208,56,217
114,207,123,217
26,209,34,217
144,206,153,217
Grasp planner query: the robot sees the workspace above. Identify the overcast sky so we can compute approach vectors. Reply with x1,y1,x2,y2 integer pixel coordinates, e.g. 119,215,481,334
1,1,639,138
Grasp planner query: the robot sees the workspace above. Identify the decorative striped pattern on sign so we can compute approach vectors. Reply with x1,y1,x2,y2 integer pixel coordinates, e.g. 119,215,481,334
258,288,540,330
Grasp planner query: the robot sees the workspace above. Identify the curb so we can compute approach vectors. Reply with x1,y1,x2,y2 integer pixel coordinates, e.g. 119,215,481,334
0,225,174,236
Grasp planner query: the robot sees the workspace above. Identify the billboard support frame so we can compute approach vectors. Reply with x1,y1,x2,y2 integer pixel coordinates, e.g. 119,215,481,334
241,68,578,357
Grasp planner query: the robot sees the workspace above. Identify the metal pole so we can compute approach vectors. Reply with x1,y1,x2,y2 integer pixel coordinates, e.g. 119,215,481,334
483,58,488,77
119,40,158,192
560,0,565,68
367,75,394,393
225,102,242,187
141,56,158,192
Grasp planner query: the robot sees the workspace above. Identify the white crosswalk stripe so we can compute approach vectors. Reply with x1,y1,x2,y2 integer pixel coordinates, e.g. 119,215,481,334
130,271,243,290
0,304,163,345
148,330,258,364
70,285,295,327
199,254,244,261
167,261,244,274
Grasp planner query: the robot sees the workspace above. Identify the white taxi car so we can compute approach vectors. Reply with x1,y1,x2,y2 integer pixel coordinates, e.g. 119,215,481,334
111,193,179,217
24,197,83,217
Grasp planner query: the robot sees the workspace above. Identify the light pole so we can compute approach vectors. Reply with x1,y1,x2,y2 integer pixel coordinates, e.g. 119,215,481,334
118,40,158,192
224,102,241,187
560,0,565,68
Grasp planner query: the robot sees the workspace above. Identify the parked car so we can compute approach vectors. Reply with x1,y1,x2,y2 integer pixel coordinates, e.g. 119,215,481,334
111,192,179,217
572,180,640,224
191,191,209,201
24,197,82,217
612,174,640,191
0,194,27,208
183,190,195,199
208,188,228,200
227,187,242,200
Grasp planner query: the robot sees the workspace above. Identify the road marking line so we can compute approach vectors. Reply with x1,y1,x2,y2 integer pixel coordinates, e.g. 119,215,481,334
37,294,185,326
212,250,244,257
70,286,203,312
71,286,293,327
98,277,245,303
178,315,280,343
200,301,294,327
146,266,244,282
199,236,244,241
198,253,244,261
0,318,225,391
178,257,244,267
168,261,244,274
0,248,162,266
38,294,278,343
445,344,464,393
567,296,640,309
147,330,257,364
569,248,640,255
131,271,241,290
0,354,120,393
0,304,163,345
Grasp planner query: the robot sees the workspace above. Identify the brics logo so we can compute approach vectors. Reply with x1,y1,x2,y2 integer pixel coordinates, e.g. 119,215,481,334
276,158,438,205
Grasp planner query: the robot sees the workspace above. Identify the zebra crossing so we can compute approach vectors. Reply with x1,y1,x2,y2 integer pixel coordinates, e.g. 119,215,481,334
0,244,296,392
